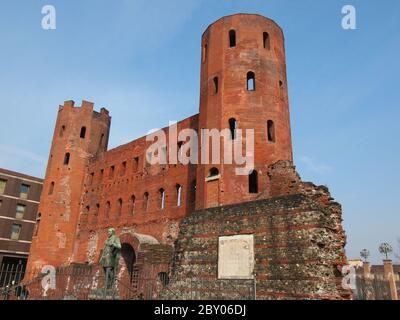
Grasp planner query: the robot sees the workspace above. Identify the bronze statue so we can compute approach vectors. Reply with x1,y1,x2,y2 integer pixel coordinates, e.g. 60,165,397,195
99,228,121,289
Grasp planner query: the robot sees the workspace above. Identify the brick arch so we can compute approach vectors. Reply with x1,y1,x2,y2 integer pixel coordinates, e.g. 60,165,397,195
119,231,159,256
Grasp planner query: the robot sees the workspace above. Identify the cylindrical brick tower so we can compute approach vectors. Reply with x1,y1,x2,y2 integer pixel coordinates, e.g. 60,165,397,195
196,14,293,210
26,100,111,274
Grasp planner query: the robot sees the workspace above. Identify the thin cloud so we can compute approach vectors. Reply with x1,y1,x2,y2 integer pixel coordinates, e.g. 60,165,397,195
298,156,333,174
0,145,46,164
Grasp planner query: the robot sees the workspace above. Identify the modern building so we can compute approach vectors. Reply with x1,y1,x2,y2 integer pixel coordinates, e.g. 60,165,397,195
0,168,43,285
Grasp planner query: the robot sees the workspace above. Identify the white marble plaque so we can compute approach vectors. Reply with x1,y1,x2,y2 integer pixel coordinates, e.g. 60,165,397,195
218,234,254,279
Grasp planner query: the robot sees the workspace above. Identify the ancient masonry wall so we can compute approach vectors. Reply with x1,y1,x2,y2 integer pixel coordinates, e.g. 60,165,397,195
163,162,349,300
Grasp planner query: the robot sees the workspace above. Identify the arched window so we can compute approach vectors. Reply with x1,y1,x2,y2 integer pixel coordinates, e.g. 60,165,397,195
176,185,182,207
229,118,237,140
105,201,111,217
95,204,100,216
267,120,275,142
249,170,258,193
59,125,65,137
99,133,104,148
263,32,270,49
202,43,208,63
34,213,41,237
64,153,70,165
208,167,219,178
279,80,284,99
143,192,149,212
48,181,55,195
159,188,165,210
229,30,236,47
85,205,90,215
117,198,122,216
130,195,135,215
213,77,219,94
80,127,86,139
247,72,255,91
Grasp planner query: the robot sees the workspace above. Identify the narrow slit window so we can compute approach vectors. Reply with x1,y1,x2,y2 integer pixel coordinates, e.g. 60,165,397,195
133,157,139,172
202,44,208,63
213,77,219,94
247,72,255,91
249,170,258,193
263,32,270,49
34,213,41,237
130,195,135,215
159,189,165,210
121,161,127,176
64,153,70,165
109,165,115,179
229,118,237,140
176,184,182,207
143,192,149,212
49,181,55,195
60,125,65,137
267,120,275,142
95,204,100,216
229,30,236,47
117,198,122,216
279,80,284,99
105,201,111,217
80,127,86,139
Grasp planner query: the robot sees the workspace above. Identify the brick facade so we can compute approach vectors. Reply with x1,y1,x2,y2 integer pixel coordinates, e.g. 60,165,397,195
25,14,349,300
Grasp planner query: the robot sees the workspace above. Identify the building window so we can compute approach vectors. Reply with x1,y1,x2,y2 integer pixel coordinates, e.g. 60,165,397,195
16,204,26,219
133,157,139,172
64,153,70,165
0,179,7,194
34,213,41,237
80,127,86,139
20,184,30,199
130,195,136,215
105,201,111,217
263,32,270,49
109,166,115,179
279,80,284,99
89,173,94,186
176,184,182,207
208,167,219,178
229,118,237,140
267,120,275,142
143,192,149,212
49,181,55,195
249,170,258,193
99,133,104,148
229,30,236,47
117,199,122,216
159,188,165,210
121,161,127,176
213,77,219,94
202,43,208,63
59,125,65,137
99,169,104,182
11,224,22,240
85,205,90,215
247,72,255,91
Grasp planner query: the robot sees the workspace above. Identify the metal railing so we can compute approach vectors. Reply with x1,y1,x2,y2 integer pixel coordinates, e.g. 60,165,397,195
0,265,256,300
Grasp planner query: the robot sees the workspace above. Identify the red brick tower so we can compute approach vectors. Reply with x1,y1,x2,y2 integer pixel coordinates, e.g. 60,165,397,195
26,100,111,272
196,14,293,210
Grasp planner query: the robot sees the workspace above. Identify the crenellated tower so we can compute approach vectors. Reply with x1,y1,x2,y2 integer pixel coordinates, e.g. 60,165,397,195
196,14,293,209
26,100,111,272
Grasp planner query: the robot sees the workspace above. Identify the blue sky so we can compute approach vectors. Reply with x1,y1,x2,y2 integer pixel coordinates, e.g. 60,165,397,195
0,0,399,263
